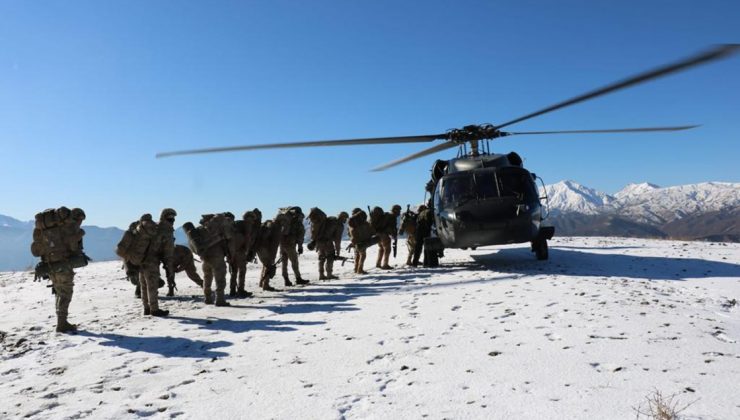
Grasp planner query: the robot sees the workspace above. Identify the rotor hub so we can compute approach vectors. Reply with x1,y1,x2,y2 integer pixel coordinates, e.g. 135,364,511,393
447,124,508,143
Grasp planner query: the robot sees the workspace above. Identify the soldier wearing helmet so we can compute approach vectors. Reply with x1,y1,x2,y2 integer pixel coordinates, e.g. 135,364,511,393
279,206,308,286
158,208,178,296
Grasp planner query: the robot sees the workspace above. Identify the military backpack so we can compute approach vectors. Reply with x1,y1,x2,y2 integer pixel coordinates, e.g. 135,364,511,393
116,221,157,266
185,213,235,256
30,207,85,264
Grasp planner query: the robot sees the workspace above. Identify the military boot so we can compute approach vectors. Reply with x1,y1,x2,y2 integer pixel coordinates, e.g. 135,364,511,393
166,286,175,297
215,290,231,307
236,288,253,298
151,308,170,317
56,316,77,333
229,287,237,298
326,265,338,280
143,307,151,316
134,284,141,299
204,290,214,305
318,265,327,281
283,275,293,287
295,276,309,285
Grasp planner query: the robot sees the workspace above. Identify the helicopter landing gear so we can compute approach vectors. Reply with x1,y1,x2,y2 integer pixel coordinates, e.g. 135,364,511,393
532,238,549,260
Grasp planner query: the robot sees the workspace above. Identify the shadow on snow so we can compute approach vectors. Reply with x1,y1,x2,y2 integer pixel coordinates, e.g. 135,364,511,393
77,330,231,359
472,247,740,281
170,316,325,333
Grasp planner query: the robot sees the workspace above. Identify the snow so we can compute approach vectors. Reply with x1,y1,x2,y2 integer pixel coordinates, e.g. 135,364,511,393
614,182,661,201
542,181,740,224
542,181,613,215
1,237,739,419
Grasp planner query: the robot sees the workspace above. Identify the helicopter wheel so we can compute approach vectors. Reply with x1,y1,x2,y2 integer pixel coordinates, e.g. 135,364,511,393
533,239,549,261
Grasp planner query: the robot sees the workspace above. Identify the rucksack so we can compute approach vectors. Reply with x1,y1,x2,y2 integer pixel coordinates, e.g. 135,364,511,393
186,213,235,256
116,221,156,266
30,207,84,263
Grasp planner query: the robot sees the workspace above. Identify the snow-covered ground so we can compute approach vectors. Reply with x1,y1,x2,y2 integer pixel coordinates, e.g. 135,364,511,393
1,237,739,419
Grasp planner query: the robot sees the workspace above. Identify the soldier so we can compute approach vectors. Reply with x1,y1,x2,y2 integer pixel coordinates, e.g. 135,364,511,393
307,208,343,280
399,207,418,266
335,211,349,257
229,209,262,297
118,218,166,299
31,207,88,333
348,208,373,274
412,204,438,267
158,208,178,297
279,207,308,286
122,220,143,298
172,244,204,289
137,213,173,316
185,213,233,306
254,215,287,291
370,205,401,269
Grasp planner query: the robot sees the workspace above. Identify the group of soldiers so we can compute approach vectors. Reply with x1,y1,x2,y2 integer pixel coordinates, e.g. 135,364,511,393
31,202,440,333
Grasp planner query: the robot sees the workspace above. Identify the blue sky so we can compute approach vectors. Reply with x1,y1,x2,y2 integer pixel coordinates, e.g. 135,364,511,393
1,0,738,228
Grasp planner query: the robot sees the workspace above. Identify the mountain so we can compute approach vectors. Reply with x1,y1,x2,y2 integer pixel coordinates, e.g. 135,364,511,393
0,215,125,272
543,180,613,216
613,182,660,201
543,181,740,241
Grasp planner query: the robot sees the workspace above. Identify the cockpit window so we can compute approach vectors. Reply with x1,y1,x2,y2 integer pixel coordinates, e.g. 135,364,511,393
440,169,537,206
442,176,475,205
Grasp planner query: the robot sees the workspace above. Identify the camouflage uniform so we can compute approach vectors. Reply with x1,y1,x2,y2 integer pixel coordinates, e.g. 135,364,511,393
335,211,349,257
158,208,178,297
255,216,286,291
138,214,173,316
42,208,86,333
413,205,438,267
399,208,418,266
124,219,164,299
201,244,229,305
348,208,373,274
371,205,400,269
279,207,307,286
229,219,249,297
308,208,344,280
229,209,261,297
172,244,204,287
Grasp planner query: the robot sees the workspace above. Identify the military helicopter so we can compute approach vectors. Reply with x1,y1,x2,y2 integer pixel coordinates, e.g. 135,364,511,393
157,45,738,261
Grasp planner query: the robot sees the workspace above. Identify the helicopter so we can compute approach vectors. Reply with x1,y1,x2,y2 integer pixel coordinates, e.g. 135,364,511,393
157,45,738,262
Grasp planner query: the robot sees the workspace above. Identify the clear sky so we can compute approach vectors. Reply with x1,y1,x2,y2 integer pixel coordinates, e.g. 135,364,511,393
1,0,738,228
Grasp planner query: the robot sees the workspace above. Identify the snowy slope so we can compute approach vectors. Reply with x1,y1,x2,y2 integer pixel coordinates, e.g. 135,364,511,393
613,182,660,201
542,181,614,215
1,238,739,419
616,182,740,224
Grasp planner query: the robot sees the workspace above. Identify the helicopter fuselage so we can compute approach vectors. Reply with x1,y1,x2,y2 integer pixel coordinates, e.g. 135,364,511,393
429,152,554,249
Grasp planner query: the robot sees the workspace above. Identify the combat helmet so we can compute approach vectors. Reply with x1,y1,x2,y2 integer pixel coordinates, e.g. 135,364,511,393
160,208,177,223
71,208,86,221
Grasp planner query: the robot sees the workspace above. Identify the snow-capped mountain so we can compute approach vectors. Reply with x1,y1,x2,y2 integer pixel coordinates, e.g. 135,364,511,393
543,180,613,216
613,182,660,201
543,181,740,241
616,182,740,224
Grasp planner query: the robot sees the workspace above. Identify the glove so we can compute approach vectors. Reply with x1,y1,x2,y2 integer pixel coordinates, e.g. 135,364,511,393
298,243,304,255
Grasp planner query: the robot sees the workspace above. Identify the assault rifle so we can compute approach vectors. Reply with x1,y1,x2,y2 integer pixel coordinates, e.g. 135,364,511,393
334,255,353,266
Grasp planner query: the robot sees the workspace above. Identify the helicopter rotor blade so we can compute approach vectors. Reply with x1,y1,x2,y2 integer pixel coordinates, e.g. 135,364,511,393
371,141,459,172
156,133,447,158
495,44,739,130
504,125,700,136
